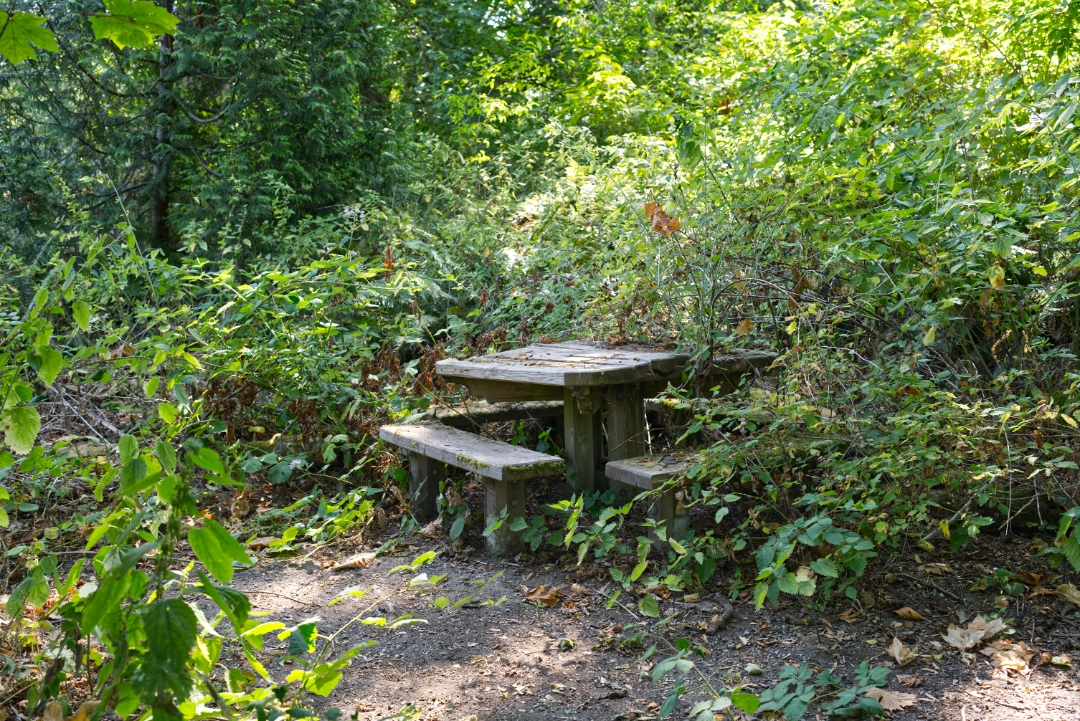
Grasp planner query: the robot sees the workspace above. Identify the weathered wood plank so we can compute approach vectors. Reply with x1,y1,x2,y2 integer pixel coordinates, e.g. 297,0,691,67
605,454,693,548
605,383,645,503
452,377,564,403
404,399,564,429
380,424,565,482
484,476,526,555
408,451,444,520
563,387,601,493
435,341,691,388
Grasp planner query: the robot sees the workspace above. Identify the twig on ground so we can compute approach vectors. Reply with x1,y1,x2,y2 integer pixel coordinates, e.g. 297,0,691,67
897,572,966,606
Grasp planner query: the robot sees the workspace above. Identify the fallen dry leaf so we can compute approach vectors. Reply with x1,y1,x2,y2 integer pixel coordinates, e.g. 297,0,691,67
1015,571,1054,586
1031,585,1059,597
246,536,276,550
524,584,562,607
865,687,919,711
43,702,63,721
896,673,923,688
888,637,917,666
1057,583,1080,607
839,607,863,623
64,702,101,721
895,606,925,621
332,551,377,571
942,614,1005,650
919,563,954,576
981,639,1037,674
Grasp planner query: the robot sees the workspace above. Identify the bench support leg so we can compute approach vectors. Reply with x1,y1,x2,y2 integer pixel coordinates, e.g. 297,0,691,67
606,382,645,503
408,451,444,521
647,489,689,551
564,387,602,494
483,476,525,556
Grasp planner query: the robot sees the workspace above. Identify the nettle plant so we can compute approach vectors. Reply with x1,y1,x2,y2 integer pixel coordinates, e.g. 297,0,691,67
4,434,436,721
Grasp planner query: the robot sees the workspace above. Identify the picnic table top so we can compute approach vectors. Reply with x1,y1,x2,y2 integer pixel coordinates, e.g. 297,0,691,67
435,341,774,388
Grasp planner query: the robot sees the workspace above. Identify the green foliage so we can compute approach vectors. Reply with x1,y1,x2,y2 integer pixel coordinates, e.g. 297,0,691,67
757,661,891,719
0,1,177,66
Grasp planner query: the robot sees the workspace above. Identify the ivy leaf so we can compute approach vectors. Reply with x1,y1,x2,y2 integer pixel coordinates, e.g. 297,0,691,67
0,11,59,65
72,300,91,331
4,406,41,455
138,598,198,698
188,519,253,583
89,0,179,50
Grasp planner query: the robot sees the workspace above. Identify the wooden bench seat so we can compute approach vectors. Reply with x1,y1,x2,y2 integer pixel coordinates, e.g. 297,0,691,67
604,453,694,549
379,423,565,554
403,399,563,431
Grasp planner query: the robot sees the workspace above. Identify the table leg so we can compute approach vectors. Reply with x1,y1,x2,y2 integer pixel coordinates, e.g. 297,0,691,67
605,382,646,502
563,387,602,493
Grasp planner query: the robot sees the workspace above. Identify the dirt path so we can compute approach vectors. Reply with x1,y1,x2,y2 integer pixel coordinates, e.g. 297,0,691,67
233,535,1080,721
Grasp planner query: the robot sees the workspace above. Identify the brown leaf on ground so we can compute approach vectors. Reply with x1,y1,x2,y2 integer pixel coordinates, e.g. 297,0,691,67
865,687,919,711
1015,571,1054,586
839,607,862,623
897,674,923,688
246,536,277,550
43,702,63,721
888,637,917,666
1031,585,1059,597
524,584,562,606
919,563,954,576
981,639,1037,674
1057,583,1080,606
644,202,681,236
332,551,377,571
64,702,101,721
942,614,1005,650
895,606,925,620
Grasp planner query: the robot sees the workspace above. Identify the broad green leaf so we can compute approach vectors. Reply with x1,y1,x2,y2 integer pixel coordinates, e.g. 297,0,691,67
140,598,198,698
158,402,178,424
4,406,40,455
0,507,6,527
143,377,160,398
731,693,760,713
630,559,648,582
72,301,91,331
83,570,132,634
89,0,179,50
37,347,63,385
639,594,659,618
0,12,58,65
155,441,176,473
188,519,253,583
119,434,138,465
189,446,224,474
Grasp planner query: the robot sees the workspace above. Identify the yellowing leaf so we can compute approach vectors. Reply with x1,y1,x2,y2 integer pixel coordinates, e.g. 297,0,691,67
737,318,754,337
922,326,936,345
1062,413,1078,429
1057,583,1080,606
988,264,1005,290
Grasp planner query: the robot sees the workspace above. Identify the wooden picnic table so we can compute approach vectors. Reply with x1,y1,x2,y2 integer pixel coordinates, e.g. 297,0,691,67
435,341,688,494
435,341,776,495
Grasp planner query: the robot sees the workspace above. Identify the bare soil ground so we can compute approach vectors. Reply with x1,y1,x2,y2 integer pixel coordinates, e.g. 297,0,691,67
235,521,1080,721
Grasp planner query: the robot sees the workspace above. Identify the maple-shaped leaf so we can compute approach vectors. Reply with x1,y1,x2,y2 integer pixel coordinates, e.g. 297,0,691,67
90,0,179,50
0,11,59,65
644,201,681,236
